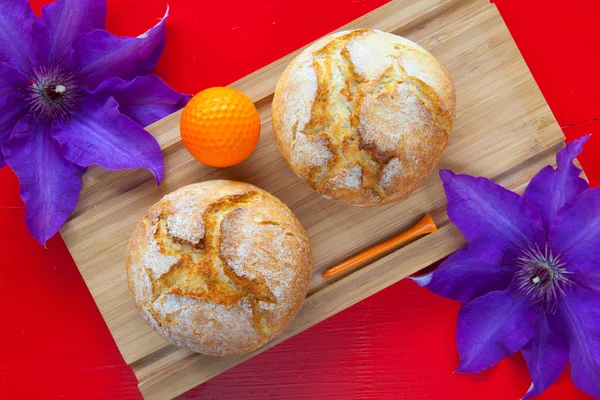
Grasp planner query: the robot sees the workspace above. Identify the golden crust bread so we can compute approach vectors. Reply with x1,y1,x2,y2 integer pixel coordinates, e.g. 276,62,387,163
272,29,456,206
126,180,312,356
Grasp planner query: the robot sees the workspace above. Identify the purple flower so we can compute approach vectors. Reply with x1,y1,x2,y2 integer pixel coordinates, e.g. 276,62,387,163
412,135,600,398
0,0,190,245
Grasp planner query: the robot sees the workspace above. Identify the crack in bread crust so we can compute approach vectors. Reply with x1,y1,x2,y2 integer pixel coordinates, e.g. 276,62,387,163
149,192,277,336
274,29,455,206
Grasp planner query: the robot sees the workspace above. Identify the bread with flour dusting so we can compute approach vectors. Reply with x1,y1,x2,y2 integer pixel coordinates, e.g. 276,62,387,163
126,180,312,356
272,29,456,206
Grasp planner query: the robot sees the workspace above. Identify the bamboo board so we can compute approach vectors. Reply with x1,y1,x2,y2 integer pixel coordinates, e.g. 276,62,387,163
61,0,565,398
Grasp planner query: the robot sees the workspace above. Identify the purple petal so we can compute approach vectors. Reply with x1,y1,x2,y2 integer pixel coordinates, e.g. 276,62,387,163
0,93,28,144
0,64,29,139
524,136,589,231
32,0,106,65
411,247,514,303
558,285,600,398
2,116,84,245
72,8,167,90
91,75,190,127
521,314,569,399
0,64,27,167
456,290,536,373
0,61,29,94
549,187,600,288
440,170,545,265
52,96,163,183
0,0,36,69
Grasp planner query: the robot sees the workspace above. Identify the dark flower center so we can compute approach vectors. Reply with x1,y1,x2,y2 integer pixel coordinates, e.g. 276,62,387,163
44,84,64,101
25,62,84,122
513,243,572,312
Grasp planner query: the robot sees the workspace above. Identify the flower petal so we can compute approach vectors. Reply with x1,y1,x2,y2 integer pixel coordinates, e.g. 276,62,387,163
521,314,569,399
0,93,28,144
2,116,84,245
411,247,514,303
456,290,536,373
549,187,600,288
524,136,589,231
91,75,190,127
0,62,29,94
52,96,163,183
440,170,545,265
72,8,167,90
0,0,36,69
558,286,600,398
0,64,33,168
0,64,29,166
32,0,107,64
0,62,29,165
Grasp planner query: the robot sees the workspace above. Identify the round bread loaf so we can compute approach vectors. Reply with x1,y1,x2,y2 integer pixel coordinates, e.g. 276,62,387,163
126,180,312,356
272,29,456,206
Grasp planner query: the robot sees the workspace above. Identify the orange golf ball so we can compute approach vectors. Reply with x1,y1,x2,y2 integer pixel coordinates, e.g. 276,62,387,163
180,87,260,167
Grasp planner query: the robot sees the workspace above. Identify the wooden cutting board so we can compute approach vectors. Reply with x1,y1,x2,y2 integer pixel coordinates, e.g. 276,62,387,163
61,0,565,398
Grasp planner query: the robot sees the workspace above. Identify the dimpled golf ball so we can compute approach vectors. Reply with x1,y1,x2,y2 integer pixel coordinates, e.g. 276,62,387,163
180,87,261,167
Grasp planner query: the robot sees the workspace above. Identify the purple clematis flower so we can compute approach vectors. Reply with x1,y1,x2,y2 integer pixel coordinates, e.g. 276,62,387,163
412,135,600,398
0,0,190,245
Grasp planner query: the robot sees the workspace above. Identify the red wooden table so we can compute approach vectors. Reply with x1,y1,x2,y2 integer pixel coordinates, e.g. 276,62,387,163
1,0,599,399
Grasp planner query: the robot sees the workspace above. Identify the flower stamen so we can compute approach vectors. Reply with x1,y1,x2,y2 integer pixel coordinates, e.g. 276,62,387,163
25,62,83,122
513,243,573,312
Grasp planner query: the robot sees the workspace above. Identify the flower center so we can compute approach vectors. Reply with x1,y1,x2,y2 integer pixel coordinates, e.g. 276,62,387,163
26,63,83,121
513,243,572,312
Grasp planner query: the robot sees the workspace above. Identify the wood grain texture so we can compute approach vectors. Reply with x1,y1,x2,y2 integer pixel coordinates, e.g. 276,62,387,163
59,0,565,398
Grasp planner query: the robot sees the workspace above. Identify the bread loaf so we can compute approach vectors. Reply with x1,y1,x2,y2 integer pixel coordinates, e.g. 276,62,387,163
272,29,456,206
126,180,312,356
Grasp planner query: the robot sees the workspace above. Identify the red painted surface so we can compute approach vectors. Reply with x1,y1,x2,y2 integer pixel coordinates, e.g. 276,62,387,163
1,0,599,399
